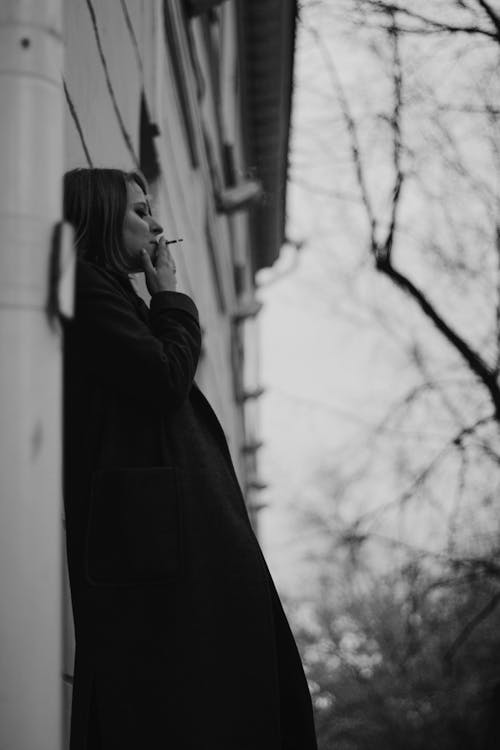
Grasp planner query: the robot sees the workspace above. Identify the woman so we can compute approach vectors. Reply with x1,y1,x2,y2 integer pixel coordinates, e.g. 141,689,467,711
63,167,318,750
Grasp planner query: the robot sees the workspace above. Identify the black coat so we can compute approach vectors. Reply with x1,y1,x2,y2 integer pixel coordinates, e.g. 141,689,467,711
63,261,317,750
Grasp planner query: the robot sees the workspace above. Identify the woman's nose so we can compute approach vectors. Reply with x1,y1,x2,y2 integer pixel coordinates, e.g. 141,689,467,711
150,218,163,236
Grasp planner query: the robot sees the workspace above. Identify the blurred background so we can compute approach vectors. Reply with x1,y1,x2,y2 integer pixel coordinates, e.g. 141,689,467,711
258,2,500,748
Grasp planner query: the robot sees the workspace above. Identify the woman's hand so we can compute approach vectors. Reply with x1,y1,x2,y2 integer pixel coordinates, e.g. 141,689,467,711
141,237,177,295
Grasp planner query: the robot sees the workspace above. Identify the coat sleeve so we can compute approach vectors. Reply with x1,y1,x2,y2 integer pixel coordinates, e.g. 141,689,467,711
67,262,202,411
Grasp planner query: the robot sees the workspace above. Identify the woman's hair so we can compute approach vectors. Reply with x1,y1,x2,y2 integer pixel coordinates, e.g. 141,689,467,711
63,168,148,273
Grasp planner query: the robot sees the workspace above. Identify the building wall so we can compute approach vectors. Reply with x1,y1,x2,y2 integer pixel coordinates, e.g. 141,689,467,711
61,0,260,739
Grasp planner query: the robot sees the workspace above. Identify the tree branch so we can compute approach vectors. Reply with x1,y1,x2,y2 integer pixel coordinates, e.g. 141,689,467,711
355,415,495,526
382,13,405,264
307,13,500,416
290,176,361,202
303,8,500,419
377,261,500,415
301,21,379,251
444,590,500,665
474,0,500,37
355,0,498,39
342,530,500,578
495,224,500,373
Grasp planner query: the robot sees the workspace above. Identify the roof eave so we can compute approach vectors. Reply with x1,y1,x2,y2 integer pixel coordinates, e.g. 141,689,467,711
237,0,297,274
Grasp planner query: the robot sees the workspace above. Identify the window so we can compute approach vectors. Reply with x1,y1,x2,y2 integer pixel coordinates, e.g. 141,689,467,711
163,0,200,167
139,90,161,184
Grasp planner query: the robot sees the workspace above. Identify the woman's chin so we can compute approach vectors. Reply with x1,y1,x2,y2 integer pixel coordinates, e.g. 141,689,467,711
128,248,151,273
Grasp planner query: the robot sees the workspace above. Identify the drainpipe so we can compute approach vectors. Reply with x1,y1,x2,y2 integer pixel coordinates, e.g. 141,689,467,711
0,1,64,748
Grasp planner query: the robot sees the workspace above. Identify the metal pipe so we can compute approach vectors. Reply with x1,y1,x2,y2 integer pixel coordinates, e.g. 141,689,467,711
0,1,64,747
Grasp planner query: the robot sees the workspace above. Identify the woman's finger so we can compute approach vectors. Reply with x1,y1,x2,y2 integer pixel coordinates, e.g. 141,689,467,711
156,241,175,269
140,248,156,275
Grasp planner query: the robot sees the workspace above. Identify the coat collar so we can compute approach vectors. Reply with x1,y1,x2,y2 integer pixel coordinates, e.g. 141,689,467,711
84,262,149,323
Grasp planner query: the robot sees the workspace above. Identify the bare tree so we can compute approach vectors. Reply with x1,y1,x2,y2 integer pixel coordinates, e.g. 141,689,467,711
284,2,500,745
292,0,500,549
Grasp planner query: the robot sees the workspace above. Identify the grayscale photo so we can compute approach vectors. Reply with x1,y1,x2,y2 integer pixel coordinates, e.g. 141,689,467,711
1,1,499,749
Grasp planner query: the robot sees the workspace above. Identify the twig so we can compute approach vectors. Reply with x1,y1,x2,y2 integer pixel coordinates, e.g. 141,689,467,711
377,262,500,416
341,530,500,579
381,12,405,264
290,176,361,202
474,0,500,38
355,0,498,39
356,415,495,525
495,224,500,373
444,590,500,665
301,22,378,250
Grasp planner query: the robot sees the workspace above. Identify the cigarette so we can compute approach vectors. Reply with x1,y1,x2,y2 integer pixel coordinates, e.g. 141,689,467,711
165,238,183,245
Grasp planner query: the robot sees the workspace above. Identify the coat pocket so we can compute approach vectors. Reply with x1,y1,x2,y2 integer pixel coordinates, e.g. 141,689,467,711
85,467,183,586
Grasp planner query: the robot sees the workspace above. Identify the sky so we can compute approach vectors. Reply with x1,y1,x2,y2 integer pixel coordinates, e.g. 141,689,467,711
253,1,500,598
254,7,399,594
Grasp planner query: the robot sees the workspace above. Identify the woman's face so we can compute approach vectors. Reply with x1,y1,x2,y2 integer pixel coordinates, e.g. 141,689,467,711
122,180,163,270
